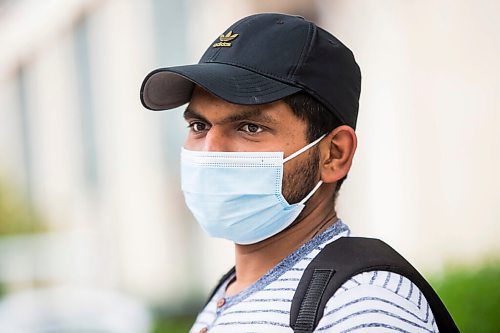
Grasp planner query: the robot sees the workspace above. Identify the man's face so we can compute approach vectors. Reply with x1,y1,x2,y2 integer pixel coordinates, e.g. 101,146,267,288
183,87,320,204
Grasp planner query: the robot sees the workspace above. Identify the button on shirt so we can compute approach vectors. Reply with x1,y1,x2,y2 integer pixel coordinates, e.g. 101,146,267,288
216,298,226,308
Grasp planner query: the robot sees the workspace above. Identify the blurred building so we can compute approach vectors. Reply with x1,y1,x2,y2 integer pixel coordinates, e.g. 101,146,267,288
0,0,498,320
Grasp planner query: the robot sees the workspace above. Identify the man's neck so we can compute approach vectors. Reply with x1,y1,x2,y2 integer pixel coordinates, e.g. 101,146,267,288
225,186,338,296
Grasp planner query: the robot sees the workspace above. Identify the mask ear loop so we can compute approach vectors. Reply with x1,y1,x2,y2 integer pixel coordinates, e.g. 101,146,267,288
299,180,323,204
283,134,327,163
283,133,327,204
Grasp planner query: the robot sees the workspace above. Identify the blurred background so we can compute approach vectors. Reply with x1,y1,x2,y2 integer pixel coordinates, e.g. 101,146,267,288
0,0,499,332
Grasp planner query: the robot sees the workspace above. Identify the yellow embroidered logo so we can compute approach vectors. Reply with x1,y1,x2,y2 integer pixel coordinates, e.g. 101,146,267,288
212,31,239,48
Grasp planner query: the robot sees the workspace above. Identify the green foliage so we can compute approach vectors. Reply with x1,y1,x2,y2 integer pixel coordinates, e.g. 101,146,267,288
151,314,196,333
431,261,500,333
0,180,47,236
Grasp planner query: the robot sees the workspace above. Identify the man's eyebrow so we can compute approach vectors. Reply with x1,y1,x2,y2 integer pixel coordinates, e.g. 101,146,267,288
220,107,278,125
183,107,209,124
183,106,278,125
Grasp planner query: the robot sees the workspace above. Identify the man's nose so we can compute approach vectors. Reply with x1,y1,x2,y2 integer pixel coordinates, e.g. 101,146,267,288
203,127,230,152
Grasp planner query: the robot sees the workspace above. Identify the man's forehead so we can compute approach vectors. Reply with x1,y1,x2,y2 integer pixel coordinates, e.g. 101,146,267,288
186,86,290,123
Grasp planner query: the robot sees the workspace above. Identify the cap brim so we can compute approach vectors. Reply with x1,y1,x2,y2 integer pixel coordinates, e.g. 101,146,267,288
140,62,301,110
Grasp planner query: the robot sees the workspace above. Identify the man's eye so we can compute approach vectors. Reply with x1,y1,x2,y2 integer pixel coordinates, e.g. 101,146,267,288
240,123,263,134
189,122,209,132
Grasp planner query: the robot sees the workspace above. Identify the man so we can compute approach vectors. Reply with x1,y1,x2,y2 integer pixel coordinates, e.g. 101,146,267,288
141,13,445,333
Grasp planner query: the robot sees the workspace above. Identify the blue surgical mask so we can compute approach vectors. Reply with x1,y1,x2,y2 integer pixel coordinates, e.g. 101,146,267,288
180,134,326,245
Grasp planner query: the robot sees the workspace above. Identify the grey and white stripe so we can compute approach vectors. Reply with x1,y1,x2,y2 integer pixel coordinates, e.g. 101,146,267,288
190,221,438,332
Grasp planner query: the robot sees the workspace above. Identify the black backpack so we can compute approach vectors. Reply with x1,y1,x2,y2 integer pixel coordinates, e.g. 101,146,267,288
206,237,459,333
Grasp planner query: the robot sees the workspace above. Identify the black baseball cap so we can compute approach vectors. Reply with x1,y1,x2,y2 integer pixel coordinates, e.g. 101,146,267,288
140,13,361,129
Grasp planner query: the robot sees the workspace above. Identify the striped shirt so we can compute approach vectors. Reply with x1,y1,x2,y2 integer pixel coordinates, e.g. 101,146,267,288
190,221,438,332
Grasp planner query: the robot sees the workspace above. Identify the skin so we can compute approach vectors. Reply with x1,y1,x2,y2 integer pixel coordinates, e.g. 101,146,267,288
184,87,357,296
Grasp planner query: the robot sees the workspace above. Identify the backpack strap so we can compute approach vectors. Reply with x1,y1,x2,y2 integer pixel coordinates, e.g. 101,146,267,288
290,237,459,333
203,266,236,308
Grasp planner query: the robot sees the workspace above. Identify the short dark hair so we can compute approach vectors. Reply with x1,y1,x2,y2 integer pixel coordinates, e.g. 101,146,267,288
283,91,347,195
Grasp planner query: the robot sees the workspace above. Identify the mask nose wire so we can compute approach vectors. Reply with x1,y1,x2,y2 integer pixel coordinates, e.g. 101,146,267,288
283,133,327,163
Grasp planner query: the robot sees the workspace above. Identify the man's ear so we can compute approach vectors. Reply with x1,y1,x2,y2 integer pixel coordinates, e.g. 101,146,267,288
319,126,357,183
